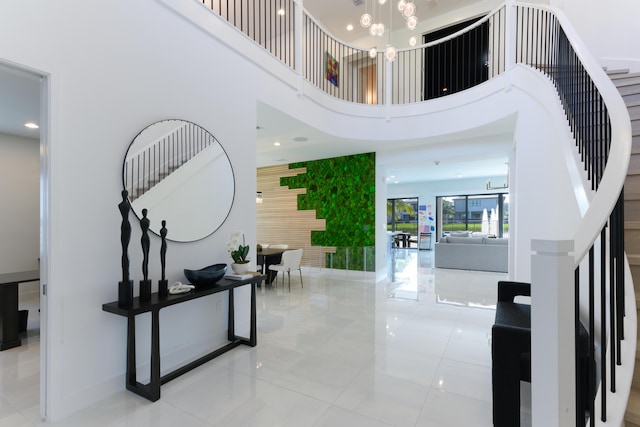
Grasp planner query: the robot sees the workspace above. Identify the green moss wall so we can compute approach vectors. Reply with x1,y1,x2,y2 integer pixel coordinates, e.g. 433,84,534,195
281,153,376,271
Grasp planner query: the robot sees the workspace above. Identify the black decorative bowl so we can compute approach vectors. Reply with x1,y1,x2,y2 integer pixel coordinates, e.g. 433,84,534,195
184,263,227,287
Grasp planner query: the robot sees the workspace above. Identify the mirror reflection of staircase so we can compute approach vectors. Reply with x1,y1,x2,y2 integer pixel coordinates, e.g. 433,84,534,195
615,67,640,426
124,121,218,203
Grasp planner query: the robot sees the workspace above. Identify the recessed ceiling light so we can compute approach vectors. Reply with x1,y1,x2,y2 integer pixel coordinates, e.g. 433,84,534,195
274,142,281,146
457,174,463,178
346,24,354,31
24,122,39,129
277,8,285,16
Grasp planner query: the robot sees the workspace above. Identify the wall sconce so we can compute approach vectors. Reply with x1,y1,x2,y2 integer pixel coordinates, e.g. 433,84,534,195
256,191,263,203
486,163,509,190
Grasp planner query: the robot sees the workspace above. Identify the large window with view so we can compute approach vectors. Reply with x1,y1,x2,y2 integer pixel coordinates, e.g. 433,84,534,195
436,194,509,240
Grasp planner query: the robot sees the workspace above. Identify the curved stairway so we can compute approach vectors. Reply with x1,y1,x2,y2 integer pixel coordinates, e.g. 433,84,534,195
616,67,640,426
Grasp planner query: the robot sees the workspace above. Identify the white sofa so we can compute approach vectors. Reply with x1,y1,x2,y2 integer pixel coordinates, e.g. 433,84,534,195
434,234,508,273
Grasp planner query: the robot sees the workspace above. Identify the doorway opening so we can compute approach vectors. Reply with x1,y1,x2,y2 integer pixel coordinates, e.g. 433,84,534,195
0,61,49,420
387,197,419,248
358,62,377,105
423,16,489,100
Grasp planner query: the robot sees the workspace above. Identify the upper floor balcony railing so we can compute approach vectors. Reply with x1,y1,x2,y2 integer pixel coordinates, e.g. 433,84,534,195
201,0,506,105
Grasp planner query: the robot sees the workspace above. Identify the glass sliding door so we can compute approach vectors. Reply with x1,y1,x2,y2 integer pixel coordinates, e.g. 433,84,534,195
387,197,418,248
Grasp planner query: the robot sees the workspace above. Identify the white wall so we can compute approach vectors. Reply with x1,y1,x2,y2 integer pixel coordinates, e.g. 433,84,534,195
0,133,39,273
0,1,261,421
375,159,389,281
388,176,509,202
551,0,640,72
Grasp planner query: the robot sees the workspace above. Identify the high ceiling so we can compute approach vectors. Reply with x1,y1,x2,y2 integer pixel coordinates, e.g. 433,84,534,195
303,0,482,45
0,0,510,185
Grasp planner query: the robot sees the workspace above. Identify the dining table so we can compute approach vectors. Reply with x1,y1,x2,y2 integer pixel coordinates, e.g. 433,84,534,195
256,248,286,285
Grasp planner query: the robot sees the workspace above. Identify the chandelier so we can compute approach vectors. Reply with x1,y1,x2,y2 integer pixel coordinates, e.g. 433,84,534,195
361,0,418,61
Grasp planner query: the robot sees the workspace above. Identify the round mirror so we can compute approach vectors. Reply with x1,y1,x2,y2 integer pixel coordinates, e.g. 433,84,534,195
123,119,234,242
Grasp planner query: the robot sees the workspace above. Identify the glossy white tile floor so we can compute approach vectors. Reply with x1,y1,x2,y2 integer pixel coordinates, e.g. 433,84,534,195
1,250,534,426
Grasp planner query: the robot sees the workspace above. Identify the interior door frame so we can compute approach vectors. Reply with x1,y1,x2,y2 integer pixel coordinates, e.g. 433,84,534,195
387,197,419,236
0,59,50,420
38,68,50,421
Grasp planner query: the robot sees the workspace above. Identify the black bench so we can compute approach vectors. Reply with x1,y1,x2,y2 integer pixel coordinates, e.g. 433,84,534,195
491,280,592,426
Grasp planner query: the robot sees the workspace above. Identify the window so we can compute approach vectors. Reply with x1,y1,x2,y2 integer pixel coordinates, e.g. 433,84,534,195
436,193,509,239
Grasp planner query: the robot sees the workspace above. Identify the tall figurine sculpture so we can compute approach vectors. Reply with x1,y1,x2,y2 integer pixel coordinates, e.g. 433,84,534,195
139,208,152,302
158,220,169,297
140,208,151,281
160,220,167,280
118,190,133,307
119,190,131,283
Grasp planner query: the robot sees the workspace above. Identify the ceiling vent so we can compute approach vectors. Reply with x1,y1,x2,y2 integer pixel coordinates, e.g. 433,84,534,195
353,0,365,5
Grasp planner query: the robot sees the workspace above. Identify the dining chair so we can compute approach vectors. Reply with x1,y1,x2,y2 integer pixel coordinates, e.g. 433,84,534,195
268,249,303,291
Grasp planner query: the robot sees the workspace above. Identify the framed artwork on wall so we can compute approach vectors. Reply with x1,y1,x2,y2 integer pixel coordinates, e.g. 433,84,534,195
325,51,339,87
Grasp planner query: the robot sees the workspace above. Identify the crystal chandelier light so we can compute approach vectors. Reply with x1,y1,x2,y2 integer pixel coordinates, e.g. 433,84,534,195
360,13,371,27
385,45,397,61
360,0,419,61
403,2,416,18
406,15,417,30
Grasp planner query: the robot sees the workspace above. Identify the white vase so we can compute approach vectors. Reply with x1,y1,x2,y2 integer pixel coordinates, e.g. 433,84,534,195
231,262,250,274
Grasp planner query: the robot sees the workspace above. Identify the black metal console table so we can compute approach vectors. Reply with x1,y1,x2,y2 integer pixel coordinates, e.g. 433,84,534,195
102,274,264,402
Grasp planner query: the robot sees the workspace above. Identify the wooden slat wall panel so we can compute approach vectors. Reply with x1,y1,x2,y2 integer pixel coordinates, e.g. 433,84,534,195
257,165,333,268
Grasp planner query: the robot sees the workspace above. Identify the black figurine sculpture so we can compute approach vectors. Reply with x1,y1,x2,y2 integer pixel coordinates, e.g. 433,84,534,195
119,190,131,284
158,220,168,297
139,208,152,302
118,190,133,307
140,208,151,281
160,220,167,280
